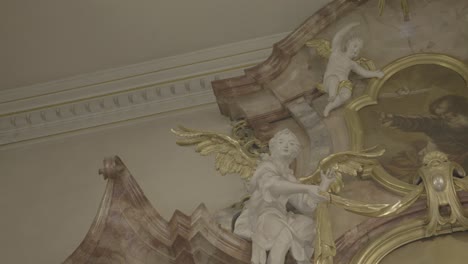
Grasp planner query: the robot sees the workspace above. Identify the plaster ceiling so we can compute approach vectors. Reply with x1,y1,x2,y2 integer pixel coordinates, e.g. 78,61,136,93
1,0,331,90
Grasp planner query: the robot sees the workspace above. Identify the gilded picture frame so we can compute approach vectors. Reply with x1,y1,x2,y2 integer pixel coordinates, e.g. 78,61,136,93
345,53,468,194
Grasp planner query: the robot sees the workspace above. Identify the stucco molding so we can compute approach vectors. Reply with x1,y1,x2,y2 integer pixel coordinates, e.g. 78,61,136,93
0,32,288,146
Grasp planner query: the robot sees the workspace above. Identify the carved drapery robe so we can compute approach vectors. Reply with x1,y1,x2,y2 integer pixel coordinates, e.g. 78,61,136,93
234,159,317,263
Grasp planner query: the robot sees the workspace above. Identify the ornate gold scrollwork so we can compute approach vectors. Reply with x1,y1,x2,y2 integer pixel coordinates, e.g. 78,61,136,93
172,120,268,180
330,150,468,263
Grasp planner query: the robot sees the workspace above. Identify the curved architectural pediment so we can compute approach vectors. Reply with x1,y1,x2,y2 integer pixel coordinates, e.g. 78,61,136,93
64,157,251,264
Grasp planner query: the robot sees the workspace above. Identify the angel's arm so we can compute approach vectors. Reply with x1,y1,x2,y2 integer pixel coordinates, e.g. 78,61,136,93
288,193,318,214
351,61,384,78
257,168,327,201
331,22,360,51
287,178,333,214
270,180,322,199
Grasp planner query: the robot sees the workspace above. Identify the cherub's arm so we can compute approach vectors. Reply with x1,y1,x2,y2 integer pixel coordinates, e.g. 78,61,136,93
331,22,360,51
351,61,384,78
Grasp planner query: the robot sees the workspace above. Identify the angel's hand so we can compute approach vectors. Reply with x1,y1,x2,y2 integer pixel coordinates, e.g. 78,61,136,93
373,70,385,79
320,168,337,182
320,168,339,193
318,189,331,203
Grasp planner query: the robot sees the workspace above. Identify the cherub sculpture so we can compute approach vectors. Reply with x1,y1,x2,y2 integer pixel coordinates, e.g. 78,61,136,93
172,125,385,264
307,22,385,117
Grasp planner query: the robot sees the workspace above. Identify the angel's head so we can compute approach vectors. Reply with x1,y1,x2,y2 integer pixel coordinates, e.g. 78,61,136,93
269,129,300,163
345,37,363,59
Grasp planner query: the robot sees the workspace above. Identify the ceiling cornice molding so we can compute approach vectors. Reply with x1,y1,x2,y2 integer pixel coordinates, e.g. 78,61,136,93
0,32,288,147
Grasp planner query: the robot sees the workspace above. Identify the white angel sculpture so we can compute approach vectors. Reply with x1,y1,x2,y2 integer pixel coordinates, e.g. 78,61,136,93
172,125,384,264
307,22,385,117
233,129,335,264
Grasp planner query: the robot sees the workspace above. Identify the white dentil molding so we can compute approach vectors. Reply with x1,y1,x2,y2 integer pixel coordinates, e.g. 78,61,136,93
0,32,289,147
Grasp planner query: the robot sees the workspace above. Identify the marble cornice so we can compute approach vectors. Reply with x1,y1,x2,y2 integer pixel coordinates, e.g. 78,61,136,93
0,32,288,147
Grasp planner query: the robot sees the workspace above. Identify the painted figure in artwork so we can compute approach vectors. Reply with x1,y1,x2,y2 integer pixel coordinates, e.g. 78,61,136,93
381,94,468,182
309,22,385,117
233,129,336,264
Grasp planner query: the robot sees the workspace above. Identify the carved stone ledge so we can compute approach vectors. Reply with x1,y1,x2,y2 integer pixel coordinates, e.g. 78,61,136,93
0,33,287,147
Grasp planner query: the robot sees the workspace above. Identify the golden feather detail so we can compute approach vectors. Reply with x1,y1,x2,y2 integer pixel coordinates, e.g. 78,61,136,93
299,147,385,193
172,126,260,179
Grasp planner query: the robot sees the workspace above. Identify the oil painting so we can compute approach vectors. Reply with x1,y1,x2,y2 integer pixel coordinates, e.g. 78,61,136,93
357,63,468,184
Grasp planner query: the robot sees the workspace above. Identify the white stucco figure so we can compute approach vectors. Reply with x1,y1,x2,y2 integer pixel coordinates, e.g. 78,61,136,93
234,129,336,264
322,22,384,117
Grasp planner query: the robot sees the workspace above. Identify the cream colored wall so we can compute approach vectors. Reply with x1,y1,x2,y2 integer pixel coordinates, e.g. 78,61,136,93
1,0,331,89
0,103,245,264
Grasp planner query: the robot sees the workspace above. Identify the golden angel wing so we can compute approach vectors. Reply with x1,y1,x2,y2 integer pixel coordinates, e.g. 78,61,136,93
171,126,259,179
300,147,385,190
305,39,332,59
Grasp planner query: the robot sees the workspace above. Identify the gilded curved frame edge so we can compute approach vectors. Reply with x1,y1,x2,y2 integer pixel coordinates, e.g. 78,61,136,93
350,218,468,264
345,53,468,195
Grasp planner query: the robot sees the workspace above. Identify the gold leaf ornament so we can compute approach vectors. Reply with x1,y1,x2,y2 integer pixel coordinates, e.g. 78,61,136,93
305,39,332,59
300,147,385,193
172,126,260,179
